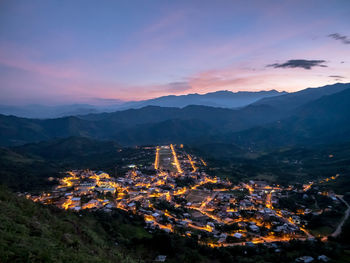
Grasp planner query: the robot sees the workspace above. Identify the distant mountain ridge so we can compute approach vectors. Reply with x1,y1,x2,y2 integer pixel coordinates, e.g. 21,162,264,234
0,104,101,119
117,90,286,110
252,82,349,112
0,90,285,119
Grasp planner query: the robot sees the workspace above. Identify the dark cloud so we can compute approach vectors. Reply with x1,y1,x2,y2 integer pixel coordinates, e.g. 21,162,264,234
328,33,350,44
267,59,327,70
329,75,345,79
329,75,346,81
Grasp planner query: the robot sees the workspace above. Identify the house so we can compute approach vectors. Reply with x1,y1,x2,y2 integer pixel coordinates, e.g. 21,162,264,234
207,222,215,227
152,212,160,218
105,203,114,209
82,199,100,209
218,237,226,243
96,171,110,178
296,256,314,263
95,187,116,194
179,221,188,227
73,206,81,211
317,255,329,262
233,233,243,239
71,197,81,207
249,224,259,232
154,255,167,262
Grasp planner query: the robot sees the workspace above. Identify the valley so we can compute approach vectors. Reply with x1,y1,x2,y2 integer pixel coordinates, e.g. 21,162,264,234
27,144,347,249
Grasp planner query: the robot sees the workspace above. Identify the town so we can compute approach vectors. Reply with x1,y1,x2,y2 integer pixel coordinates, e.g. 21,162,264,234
27,144,348,249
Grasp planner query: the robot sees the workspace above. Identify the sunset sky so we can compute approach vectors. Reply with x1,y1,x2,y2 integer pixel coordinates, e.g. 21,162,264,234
0,0,349,105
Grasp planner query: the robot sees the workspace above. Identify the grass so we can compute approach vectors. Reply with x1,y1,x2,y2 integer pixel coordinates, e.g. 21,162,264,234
159,147,177,173
310,226,334,237
251,174,277,182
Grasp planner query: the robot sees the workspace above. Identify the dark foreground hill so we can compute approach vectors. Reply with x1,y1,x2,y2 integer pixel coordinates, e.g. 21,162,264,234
0,186,143,263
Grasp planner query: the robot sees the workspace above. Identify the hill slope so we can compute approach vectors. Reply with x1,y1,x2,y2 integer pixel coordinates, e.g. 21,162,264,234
231,87,350,149
15,136,120,160
0,186,148,263
0,115,105,146
0,137,123,191
253,82,350,112
0,104,283,146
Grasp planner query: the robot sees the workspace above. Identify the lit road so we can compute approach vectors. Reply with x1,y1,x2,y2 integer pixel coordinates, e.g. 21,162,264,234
154,146,160,170
170,144,183,173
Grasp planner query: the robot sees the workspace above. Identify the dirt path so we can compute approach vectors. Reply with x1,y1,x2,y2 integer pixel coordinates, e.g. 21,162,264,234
330,195,350,237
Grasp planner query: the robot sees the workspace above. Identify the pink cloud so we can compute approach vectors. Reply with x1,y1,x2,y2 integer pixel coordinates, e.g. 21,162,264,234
0,42,84,79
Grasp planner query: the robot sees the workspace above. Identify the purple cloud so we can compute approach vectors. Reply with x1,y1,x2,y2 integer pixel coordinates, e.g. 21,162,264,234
267,59,327,70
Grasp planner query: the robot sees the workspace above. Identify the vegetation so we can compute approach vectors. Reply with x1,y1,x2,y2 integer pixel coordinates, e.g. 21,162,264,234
0,186,141,262
0,137,155,192
190,141,350,189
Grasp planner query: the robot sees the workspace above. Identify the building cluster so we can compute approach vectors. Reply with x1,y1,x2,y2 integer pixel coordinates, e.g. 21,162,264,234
28,170,117,212
27,144,341,247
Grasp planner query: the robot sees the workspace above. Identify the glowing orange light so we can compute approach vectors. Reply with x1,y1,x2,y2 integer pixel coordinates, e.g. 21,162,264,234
170,144,183,173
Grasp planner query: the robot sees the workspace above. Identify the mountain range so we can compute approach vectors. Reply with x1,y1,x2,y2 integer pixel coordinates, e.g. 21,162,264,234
0,90,285,119
0,82,349,150
230,86,350,149
252,82,349,112
116,90,285,110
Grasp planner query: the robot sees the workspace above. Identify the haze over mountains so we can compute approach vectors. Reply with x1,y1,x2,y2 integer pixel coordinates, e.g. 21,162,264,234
0,104,102,119
0,82,349,150
0,90,285,119
115,90,285,111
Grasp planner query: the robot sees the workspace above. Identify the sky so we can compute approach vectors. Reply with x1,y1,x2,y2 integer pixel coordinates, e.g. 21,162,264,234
0,0,349,105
